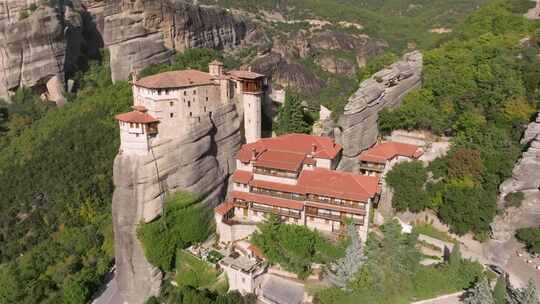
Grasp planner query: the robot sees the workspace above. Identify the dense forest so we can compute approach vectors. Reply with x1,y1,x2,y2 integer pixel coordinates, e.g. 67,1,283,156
0,0,538,303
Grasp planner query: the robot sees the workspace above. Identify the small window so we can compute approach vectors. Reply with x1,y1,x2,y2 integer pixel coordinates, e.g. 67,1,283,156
183,91,187,96
189,112,192,117
206,97,209,101
170,113,174,118
193,90,196,95
169,101,174,106
188,101,191,107
204,106,207,112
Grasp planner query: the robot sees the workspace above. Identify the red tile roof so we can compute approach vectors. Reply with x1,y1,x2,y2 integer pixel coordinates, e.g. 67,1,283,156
134,69,215,89
227,70,265,80
232,170,253,184
236,134,342,163
298,168,380,202
254,150,306,172
215,202,234,216
248,244,265,259
231,191,304,210
358,141,423,164
115,106,159,124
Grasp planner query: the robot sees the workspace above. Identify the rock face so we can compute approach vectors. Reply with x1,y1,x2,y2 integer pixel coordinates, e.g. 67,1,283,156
328,51,423,165
492,113,540,242
103,0,247,82
500,113,540,196
0,1,91,103
112,104,242,303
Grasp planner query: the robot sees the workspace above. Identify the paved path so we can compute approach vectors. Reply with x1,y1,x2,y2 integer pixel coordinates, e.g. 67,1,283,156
412,292,464,304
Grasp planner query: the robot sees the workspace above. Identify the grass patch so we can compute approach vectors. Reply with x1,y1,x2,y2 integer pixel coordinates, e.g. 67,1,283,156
175,250,220,290
413,221,458,244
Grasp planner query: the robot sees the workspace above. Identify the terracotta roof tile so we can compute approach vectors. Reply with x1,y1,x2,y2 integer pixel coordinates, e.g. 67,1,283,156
304,201,366,216
236,134,342,163
298,168,379,202
115,107,159,124
249,179,306,194
254,150,306,172
232,170,253,184
248,244,264,259
215,202,234,216
227,70,265,80
231,191,304,210
134,69,215,89
359,141,423,164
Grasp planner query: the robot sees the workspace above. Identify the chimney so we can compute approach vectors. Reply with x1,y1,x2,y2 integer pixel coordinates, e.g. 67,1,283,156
251,148,257,160
311,144,317,155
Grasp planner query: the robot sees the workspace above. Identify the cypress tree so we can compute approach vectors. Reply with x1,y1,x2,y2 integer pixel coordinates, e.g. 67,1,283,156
464,278,494,304
275,92,310,135
492,276,506,304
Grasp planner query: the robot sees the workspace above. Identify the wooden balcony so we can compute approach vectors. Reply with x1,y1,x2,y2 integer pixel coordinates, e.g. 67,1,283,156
358,161,385,172
306,211,363,225
251,204,301,219
233,200,249,208
251,188,305,201
306,194,364,210
253,167,298,179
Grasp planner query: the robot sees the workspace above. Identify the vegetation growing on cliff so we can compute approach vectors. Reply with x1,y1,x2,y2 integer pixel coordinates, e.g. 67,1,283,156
381,0,540,237
137,192,212,272
516,227,540,254
0,57,129,303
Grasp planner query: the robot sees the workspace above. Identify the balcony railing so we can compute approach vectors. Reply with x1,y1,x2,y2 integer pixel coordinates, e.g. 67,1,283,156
306,195,364,210
233,200,249,208
251,188,306,201
359,162,385,172
306,211,364,225
251,204,301,219
253,167,298,179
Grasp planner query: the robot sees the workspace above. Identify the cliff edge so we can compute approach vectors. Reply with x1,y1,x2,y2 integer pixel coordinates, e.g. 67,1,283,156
112,104,242,303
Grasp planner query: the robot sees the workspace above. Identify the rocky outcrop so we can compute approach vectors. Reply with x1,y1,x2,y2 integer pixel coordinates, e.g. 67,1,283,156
112,104,242,303
103,0,247,82
491,113,540,242
500,113,540,196
0,1,91,103
326,51,423,167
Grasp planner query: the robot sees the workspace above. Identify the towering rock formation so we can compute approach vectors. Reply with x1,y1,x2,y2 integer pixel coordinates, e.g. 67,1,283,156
112,104,242,303
491,113,540,242
0,1,91,104
103,0,247,82
323,51,423,170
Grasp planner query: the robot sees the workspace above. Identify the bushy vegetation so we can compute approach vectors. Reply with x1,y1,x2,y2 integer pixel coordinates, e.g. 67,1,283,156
0,56,127,303
147,285,257,304
273,92,312,135
251,214,345,278
385,161,429,212
314,220,485,304
381,0,540,237
516,227,540,254
175,251,221,290
137,192,212,272
504,191,525,208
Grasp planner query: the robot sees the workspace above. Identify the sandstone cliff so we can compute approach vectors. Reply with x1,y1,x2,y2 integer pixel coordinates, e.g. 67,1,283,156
0,1,92,104
103,0,247,82
112,104,242,303
323,51,423,170
491,113,540,242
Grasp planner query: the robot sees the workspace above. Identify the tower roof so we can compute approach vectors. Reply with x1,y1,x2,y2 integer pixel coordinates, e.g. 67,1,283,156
115,106,159,124
227,70,265,80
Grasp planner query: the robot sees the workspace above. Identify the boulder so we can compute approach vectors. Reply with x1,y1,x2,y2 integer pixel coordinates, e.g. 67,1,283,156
112,104,242,303
103,0,247,82
329,51,423,162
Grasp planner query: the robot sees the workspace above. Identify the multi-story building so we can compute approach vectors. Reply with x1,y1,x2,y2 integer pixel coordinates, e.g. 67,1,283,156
115,61,266,155
358,141,423,177
215,134,381,243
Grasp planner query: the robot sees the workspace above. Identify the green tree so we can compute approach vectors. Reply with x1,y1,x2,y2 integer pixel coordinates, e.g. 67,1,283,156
274,92,311,135
516,227,540,254
464,278,494,304
493,276,507,304
385,161,429,212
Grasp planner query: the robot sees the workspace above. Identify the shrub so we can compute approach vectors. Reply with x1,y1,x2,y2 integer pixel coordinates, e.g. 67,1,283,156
385,161,429,212
504,191,524,208
516,227,540,254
